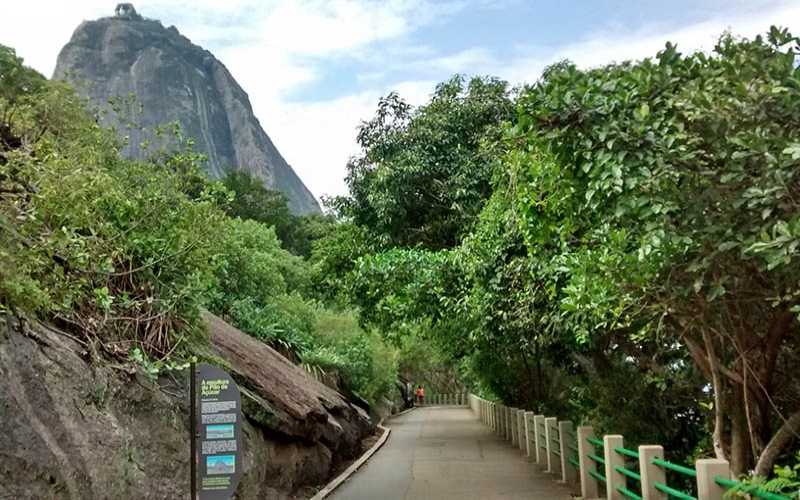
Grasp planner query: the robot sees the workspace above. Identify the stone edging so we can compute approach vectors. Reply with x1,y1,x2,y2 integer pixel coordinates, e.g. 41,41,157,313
384,405,417,422
309,424,392,500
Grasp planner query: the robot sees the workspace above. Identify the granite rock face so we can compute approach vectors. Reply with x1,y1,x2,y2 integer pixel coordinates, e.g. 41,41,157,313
53,6,320,214
0,314,373,499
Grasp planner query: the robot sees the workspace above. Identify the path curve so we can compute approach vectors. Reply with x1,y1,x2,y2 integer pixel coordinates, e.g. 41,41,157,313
330,407,573,500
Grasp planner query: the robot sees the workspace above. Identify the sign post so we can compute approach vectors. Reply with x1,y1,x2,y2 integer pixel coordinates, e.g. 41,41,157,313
191,363,244,499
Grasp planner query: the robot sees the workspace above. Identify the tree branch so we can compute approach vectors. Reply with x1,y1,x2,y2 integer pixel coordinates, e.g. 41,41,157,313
753,409,800,477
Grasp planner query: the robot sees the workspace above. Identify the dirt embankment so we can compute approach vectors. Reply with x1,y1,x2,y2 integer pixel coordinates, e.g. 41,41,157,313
0,314,373,499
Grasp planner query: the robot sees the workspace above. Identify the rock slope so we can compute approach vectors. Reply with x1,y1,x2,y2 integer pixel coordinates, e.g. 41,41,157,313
53,5,320,214
0,314,372,499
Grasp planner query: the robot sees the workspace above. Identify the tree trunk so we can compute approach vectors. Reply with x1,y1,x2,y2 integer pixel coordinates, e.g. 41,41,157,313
702,328,727,460
754,409,800,477
729,384,752,475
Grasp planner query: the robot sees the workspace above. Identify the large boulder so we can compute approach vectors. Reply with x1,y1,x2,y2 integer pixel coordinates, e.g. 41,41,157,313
0,315,373,499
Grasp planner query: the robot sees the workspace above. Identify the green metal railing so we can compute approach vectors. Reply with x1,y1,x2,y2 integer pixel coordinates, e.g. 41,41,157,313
585,435,608,486
651,458,697,500
612,444,643,500
587,453,605,465
470,396,794,500
617,485,643,500
653,482,696,500
589,469,607,484
652,458,696,478
715,476,792,500
586,436,604,447
615,465,641,482
615,446,639,459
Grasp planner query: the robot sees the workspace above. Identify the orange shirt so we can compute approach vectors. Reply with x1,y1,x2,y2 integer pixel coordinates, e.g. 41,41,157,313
417,388,424,397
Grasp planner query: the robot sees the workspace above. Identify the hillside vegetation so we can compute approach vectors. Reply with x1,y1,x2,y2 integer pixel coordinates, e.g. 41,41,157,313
319,27,800,491
0,43,396,410
2,25,800,496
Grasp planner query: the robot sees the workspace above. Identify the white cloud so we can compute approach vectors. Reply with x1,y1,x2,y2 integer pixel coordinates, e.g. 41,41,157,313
2,0,799,206
0,1,110,76
260,77,439,203
501,1,800,85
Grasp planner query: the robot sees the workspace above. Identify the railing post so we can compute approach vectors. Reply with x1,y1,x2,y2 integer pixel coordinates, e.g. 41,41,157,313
559,421,576,484
510,408,516,445
545,417,558,473
533,415,545,464
524,411,535,457
511,408,519,446
696,459,730,500
507,407,513,441
577,426,599,499
517,410,525,452
604,435,625,499
639,445,665,500
510,408,515,443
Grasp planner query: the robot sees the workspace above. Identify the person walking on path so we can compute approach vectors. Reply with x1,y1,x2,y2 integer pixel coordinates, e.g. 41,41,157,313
416,385,424,406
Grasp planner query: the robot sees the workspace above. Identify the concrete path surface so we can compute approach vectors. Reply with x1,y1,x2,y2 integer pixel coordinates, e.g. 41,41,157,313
330,407,573,500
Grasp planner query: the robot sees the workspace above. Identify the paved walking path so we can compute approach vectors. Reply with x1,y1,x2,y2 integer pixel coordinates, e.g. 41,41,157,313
330,407,573,500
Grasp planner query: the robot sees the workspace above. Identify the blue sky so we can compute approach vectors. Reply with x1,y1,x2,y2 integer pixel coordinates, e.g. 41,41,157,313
2,0,798,202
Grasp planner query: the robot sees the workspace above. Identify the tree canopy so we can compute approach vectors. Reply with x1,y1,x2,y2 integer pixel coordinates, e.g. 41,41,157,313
328,27,800,486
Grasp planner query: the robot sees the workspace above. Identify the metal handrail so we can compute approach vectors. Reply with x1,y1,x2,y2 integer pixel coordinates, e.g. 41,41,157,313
653,482,697,500
589,469,607,484
714,476,792,500
652,457,696,478
615,465,641,482
586,436,604,447
616,486,643,500
587,453,606,465
614,446,639,459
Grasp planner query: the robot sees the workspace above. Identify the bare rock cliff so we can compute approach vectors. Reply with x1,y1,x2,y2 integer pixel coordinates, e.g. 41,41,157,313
53,6,320,214
0,314,372,499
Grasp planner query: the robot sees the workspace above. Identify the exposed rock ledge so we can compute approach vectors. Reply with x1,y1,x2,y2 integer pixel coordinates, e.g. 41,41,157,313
0,314,373,499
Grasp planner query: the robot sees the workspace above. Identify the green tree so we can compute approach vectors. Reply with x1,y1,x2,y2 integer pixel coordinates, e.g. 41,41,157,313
337,75,514,250
509,28,800,474
222,168,333,258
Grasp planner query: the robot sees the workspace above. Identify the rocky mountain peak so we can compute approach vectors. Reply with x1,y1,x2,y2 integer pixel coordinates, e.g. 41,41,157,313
53,7,321,214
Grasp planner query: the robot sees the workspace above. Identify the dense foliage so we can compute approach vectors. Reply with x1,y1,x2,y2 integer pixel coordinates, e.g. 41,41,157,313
3,25,799,488
324,28,800,484
0,44,396,407
335,75,514,250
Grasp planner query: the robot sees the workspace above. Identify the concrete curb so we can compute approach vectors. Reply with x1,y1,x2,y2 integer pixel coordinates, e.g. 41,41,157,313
385,405,417,421
309,424,392,500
